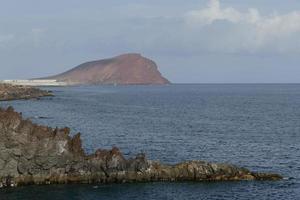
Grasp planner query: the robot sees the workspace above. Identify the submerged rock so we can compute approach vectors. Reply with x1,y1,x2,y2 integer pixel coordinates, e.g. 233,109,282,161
0,83,52,101
0,107,282,187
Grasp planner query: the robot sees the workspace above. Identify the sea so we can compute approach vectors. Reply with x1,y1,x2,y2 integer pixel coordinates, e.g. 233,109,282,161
0,84,299,200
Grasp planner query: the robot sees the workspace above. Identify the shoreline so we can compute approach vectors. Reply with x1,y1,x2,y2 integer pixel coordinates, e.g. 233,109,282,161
0,106,282,188
0,83,53,101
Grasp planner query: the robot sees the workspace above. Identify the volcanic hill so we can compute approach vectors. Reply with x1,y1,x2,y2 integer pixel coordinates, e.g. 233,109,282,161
40,53,170,85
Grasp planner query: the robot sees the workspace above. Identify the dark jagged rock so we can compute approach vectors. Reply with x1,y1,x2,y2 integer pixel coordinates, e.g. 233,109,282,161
0,84,53,101
0,107,282,188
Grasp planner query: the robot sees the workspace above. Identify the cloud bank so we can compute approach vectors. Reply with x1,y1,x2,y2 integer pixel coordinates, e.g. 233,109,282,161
185,0,300,53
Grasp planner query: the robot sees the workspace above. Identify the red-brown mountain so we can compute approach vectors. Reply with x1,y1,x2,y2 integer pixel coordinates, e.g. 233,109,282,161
41,53,170,85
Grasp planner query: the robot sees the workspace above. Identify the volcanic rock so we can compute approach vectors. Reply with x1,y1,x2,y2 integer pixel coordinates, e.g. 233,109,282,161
0,84,53,101
0,107,282,188
40,53,170,85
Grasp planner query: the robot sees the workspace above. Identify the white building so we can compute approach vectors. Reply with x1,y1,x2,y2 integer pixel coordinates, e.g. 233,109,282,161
0,79,67,86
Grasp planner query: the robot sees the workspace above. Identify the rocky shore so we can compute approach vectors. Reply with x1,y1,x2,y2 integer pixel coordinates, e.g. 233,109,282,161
0,107,282,188
0,83,52,101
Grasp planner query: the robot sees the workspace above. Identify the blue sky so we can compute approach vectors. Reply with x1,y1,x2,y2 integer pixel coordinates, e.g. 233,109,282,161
1,0,300,83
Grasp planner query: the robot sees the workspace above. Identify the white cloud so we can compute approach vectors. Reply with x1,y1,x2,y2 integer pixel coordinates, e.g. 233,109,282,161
186,0,242,25
185,0,300,53
0,34,14,43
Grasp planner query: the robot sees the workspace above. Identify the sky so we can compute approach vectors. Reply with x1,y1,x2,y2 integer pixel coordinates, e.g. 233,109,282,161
1,0,300,83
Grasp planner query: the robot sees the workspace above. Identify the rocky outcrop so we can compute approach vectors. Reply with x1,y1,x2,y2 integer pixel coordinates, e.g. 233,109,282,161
0,84,52,101
0,107,282,188
39,53,170,85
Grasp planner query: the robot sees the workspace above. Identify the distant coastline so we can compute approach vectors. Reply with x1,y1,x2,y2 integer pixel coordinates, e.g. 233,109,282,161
0,79,68,87
0,83,53,101
38,53,170,85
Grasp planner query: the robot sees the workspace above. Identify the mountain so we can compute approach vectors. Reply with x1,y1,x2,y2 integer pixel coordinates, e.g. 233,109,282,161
40,53,170,85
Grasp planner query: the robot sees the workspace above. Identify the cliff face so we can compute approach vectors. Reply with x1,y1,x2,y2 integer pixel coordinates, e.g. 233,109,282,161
42,53,170,85
0,84,52,101
0,107,282,188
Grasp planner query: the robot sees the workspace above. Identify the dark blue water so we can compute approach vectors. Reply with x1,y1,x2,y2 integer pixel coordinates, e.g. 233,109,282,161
0,84,299,199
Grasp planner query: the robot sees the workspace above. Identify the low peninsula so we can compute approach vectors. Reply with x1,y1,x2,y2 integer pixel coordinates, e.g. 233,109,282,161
0,106,282,188
0,83,52,101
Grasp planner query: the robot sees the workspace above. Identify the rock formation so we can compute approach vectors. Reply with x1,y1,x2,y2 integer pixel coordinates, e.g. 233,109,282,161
39,53,170,85
0,107,282,188
0,84,53,101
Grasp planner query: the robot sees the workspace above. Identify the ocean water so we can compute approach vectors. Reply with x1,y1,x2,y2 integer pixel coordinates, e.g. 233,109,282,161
0,84,299,200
